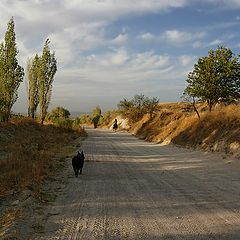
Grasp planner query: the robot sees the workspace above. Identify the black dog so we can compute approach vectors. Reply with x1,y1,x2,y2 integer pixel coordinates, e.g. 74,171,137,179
72,151,85,177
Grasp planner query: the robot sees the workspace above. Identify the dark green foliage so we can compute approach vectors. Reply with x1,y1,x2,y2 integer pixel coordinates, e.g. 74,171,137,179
49,106,71,120
92,115,100,128
39,39,57,124
92,105,102,128
0,18,24,122
184,46,240,111
51,118,73,129
27,54,40,119
46,106,72,129
27,39,57,123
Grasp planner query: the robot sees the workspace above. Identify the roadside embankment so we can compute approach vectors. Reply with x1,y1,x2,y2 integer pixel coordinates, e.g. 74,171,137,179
0,118,86,239
0,119,86,196
126,102,240,158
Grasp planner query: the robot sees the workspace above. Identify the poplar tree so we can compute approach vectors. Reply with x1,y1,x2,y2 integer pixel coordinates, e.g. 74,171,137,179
0,43,5,120
27,54,40,119
38,39,57,124
0,18,24,121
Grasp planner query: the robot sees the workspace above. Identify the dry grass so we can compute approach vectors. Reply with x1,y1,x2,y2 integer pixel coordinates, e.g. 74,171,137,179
130,103,240,156
172,105,240,153
0,118,85,196
0,209,20,239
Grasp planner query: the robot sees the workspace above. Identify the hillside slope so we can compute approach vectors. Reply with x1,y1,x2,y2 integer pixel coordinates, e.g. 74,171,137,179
129,102,240,158
0,119,85,195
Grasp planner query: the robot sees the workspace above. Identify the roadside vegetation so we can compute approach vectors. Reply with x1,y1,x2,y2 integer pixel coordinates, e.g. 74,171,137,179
46,106,82,129
0,18,86,197
118,94,159,123
0,18,57,124
184,46,240,117
77,105,119,128
127,102,240,157
27,39,57,124
107,47,240,157
0,117,85,196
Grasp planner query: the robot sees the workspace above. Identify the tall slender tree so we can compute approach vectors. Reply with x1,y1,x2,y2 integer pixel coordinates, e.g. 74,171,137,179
0,43,5,120
27,54,40,119
38,39,57,124
0,17,24,121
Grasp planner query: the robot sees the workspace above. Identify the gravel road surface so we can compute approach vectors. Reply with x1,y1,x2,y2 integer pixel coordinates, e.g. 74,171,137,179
35,128,240,239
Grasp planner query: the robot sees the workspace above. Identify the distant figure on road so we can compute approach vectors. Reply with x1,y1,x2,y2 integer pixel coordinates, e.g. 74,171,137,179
113,119,118,132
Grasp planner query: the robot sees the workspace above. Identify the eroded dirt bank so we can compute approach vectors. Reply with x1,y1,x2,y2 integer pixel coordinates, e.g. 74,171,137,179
30,128,240,240
129,103,240,158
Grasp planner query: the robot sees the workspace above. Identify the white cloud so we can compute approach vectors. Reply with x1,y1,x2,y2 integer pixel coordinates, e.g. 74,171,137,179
202,0,240,9
137,32,157,41
192,41,203,48
54,49,193,96
42,50,194,111
3,0,238,112
179,55,196,66
163,30,206,44
208,39,223,46
110,49,129,65
138,30,206,46
129,51,170,70
0,0,188,55
192,39,224,49
112,33,129,45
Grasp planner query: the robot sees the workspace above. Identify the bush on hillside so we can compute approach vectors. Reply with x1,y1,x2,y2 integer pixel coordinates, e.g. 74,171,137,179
79,114,91,125
48,106,71,120
118,94,159,123
100,110,119,126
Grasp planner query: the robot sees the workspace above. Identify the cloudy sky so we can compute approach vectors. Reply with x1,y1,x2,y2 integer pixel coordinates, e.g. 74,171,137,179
1,0,240,113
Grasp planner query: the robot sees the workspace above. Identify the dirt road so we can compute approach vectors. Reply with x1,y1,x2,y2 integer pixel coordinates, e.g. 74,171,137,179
35,128,240,239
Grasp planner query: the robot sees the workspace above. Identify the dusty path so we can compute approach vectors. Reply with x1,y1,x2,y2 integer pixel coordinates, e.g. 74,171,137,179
35,128,240,239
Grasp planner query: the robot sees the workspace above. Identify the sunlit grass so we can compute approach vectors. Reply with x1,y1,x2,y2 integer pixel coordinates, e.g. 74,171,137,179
131,103,240,155
0,118,85,196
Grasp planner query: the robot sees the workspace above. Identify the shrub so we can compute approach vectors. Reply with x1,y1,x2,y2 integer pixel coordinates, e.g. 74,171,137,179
118,94,159,123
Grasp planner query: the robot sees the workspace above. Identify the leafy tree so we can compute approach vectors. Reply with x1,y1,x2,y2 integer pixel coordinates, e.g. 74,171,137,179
92,105,101,118
118,94,159,123
119,94,146,122
0,43,5,121
49,106,70,119
92,105,102,128
131,94,147,119
38,39,57,124
27,54,40,119
0,18,24,121
80,114,91,124
118,98,134,117
144,97,159,119
184,46,240,111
